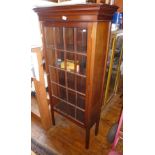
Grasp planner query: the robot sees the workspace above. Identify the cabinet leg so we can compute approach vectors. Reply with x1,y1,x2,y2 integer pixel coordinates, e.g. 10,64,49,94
51,111,55,125
95,119,100,136
85,128,90,149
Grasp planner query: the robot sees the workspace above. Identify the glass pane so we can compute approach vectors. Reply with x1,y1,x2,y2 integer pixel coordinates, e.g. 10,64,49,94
77,28,87,53
46,48,55,66
53,97,68,114
76,55,86,75
67,72,75,90
58,70,66,86
77,94,85,109
52,83,67,101
65,28,74,51
49,67,57,83
76,109,84,123
76,76,86,94
66,104,75,118
66,52,75,72
55,50,64,68
49,68,65,86
68,90,76,105
53,97,75,118
55,27,64,49
45,27,54,48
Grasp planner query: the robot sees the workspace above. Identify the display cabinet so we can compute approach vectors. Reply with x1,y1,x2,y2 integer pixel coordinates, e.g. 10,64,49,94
34,3,118,149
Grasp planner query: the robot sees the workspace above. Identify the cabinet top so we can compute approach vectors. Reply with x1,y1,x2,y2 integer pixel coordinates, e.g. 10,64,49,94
33,3,118,22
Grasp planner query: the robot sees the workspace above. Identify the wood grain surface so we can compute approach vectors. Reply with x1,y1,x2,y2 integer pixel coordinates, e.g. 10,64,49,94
32,94,123,154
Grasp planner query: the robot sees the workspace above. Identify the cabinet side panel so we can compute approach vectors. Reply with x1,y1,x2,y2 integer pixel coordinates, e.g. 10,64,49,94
40,22,54,109
87,22,110,126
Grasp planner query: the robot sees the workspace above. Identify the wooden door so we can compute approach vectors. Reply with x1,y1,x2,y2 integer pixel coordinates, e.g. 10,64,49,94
42,24,89,126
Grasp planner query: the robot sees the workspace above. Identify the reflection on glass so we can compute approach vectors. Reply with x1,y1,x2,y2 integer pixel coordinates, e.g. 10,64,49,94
68,90,76,105
77,94,85,109
52,84,67,101
47,49,55,66
77,76,86,94
45,27,54,48
76,55,86,75
65,52,75,72
46,26,87,123
66,104,75,118
55,27,64,49
76,109,84,123
67,73,75,90
58,70,65,86
55,50,64,68
53,97,75,118
45,27,87,53
53,98,68,113
65,28,74,51
77,29,87,53
50,68,65,86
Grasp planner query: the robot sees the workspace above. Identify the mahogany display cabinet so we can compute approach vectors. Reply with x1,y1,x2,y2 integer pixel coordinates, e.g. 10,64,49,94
34,3,118,149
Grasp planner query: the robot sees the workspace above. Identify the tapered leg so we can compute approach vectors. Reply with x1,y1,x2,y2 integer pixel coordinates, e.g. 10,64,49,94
85,127,90,149
95,119,100,136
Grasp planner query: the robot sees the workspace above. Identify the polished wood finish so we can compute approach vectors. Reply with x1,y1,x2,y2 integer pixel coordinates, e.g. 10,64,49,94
31,47,52,130
31,95,123,154
34,4,118,148
31,96,40,119
86,22,110,125
33,4,118,22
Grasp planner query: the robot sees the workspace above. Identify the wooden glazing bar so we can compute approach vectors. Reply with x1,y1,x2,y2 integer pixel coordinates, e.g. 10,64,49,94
49,65,87,78
46,46,87,56
53,27,60,96
54,108,85,126
53,27,57,62
43,21,88,29
51,81,86,96
52,94,85,112
56,48,87,56
74,27,78,119
63,27,69,105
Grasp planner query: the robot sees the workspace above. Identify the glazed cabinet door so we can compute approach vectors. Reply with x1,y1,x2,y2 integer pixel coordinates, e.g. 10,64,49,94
44,25,88,125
